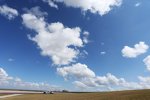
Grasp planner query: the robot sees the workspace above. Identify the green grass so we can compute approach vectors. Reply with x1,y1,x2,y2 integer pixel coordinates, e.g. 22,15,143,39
2,89,150,100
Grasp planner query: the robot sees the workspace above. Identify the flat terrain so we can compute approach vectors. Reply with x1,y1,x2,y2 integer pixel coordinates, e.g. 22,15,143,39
2,89,150,100
0,94,22,99
0,90,42,94
0,94,9,96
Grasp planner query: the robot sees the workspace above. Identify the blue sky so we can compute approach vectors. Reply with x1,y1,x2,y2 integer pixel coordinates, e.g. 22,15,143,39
0,0,150,91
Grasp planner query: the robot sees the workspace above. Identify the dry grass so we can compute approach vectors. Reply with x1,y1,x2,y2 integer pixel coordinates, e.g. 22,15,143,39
2,89,150,100
0,94,10,96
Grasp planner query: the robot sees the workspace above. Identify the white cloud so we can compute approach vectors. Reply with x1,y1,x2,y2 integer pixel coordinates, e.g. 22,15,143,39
23,6,48,17
135,2,141,7
139,76,150,84
73,81,88,89
122,42,149,58
75,73,127,88
43,0,122,16
95,73,122,86
56,63,143,90
0,68,8,77
43,0,58,9
57,63,150,91
73,73,144,91
78,50,88,59
0,67,61,90
83,31,90,44
8,58,15,62
138,76,150,89
57,63,95,80
143,55,150,71
100,51,106,55
22,13,87,65
0,5,18,20
15,77,22,82
82,50,88,55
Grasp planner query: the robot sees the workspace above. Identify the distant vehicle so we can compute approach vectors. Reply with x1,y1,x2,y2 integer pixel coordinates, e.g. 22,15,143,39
43,91,54,94
43,91,48,94
62,90,69,93
50,91,54,94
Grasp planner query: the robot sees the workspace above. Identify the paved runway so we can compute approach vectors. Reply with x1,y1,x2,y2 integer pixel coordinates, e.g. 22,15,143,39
0,94,23,99
0,90,42,94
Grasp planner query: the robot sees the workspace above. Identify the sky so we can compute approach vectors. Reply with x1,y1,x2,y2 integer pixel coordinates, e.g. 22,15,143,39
0,0,150,91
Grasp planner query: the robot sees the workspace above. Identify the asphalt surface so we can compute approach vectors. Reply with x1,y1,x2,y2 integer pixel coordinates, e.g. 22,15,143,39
0,90,42,94
0,94,23,99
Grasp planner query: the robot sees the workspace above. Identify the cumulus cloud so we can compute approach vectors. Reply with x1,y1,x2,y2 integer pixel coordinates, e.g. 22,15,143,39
57,63,95,80
23,6,48,17
139,76,150,84
57,63,135,90
73,81,88,89
74,74,150,91
95,73,123,86
43,0,58,9
74,73,127,88
122,42,149,58
138,76,150,89
0,5,18,20
0,67,61,90
143,55,150,71
57,63,150,91
22,13,88,65
43,0,122,16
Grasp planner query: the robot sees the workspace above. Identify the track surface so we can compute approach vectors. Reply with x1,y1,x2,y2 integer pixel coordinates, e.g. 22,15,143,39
0,94,22,99
0,90,42,94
